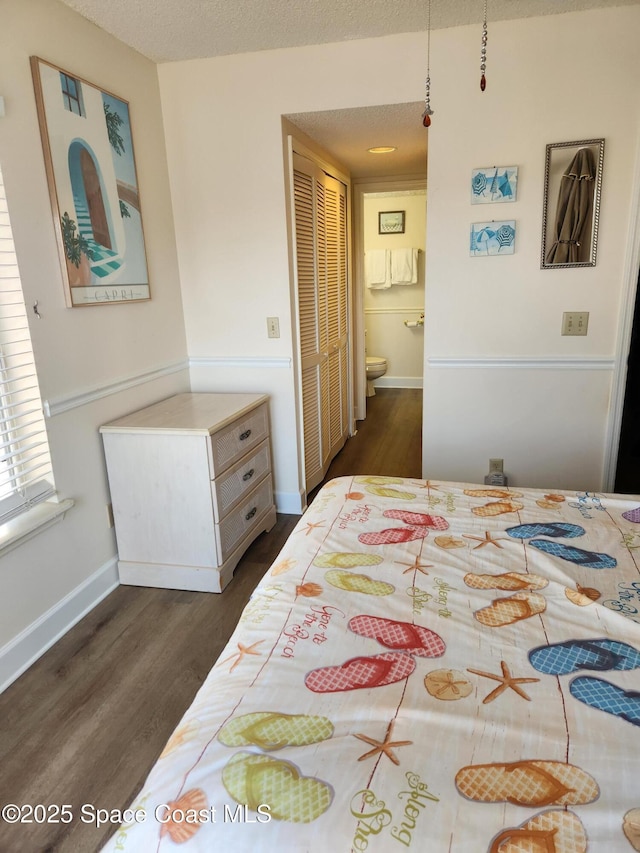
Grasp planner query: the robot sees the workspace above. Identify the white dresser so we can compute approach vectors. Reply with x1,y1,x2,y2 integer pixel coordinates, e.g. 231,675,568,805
100,393,277,592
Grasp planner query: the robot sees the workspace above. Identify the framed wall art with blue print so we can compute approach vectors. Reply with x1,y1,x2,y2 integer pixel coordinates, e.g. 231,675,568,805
470,220,516,256
471,166,518,204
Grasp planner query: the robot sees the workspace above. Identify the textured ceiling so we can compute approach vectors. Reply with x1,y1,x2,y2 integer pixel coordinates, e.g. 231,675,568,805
57,0,640,178
59,0,640,63
286,103,428,179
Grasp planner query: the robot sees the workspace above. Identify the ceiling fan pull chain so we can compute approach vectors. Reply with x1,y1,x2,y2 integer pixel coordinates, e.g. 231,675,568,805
480,0,488,91
422,0,434,126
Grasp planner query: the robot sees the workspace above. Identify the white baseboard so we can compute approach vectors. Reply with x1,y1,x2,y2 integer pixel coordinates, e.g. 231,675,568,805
0,558,119,694
374,375,424,389
275,490,305,515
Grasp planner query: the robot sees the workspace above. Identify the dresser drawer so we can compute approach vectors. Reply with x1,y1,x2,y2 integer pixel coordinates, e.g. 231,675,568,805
208,403,269,477
216,477,273,561
211,438,271,523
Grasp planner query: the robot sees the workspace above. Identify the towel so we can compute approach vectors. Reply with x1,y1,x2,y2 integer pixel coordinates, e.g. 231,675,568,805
365,249,390,289
390,248,419,285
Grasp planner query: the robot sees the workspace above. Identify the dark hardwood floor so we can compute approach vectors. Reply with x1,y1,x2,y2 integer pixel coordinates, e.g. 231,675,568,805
0,389,421,852
310,387,423,494
0,517,298,853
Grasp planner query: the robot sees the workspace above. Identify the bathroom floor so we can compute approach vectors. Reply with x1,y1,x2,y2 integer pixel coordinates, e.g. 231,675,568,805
311,388,422,498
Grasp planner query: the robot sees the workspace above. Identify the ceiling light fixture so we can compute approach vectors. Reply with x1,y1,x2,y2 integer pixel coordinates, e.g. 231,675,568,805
367,146,397,154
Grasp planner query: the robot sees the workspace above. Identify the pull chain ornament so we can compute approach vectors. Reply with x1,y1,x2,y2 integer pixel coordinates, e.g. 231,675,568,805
423,75,433,127
422,0,434,126
480,0,488,91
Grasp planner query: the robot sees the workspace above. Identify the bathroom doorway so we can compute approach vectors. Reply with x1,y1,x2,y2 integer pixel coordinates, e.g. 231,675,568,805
282,103,427,499
352,180,427,421
307,387,423,504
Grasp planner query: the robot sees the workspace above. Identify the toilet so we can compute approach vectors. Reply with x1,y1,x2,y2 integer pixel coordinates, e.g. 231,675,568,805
366,356,388,397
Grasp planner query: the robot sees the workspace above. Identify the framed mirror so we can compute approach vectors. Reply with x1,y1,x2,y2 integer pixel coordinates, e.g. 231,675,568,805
541,139,604,269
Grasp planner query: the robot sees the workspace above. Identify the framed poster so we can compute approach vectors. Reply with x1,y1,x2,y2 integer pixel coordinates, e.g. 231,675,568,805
378,210,405,234
31,57,150,307
471,166,518,203
470,220,516,256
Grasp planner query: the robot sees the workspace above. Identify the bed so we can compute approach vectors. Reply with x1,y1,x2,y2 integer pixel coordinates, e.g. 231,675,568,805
102,475,640,852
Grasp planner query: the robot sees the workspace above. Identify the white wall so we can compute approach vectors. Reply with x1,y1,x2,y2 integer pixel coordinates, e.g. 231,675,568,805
423,10,640,489
364,192,425,387
159,6,640,496
158,34,433,511
2,0,638,689
0,0,188,688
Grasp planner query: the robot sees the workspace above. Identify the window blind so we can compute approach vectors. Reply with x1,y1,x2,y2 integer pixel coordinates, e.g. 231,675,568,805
0,163,55,524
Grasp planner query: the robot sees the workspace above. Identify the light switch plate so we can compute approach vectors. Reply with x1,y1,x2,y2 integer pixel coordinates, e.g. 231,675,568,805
562,312,589,336
267,317,280,338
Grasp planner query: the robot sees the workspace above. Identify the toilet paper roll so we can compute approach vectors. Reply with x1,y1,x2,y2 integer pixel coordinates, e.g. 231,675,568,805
405,320,419,327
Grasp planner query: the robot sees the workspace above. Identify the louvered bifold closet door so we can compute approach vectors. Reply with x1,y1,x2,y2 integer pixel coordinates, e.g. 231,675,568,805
338,191,348,445
292,154,349,495
316,179,331,479
322,174,348,459
293,154,328,493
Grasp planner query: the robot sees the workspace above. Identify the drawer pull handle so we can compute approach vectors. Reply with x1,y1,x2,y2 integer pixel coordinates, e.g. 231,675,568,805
242,468,255,482
239,429,252,441
245,506,257,521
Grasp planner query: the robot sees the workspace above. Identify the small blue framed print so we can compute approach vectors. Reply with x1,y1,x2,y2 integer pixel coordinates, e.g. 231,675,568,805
470,220,516,257
471,166,518,204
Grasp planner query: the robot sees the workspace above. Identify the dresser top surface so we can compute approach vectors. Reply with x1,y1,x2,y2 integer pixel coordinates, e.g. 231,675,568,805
100,393,268,435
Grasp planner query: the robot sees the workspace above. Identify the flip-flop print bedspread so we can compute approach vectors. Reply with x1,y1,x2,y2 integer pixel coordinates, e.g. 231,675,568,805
102,476,640,852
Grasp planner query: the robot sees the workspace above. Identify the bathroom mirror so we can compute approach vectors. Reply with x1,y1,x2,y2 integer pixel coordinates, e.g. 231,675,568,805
541,138,604,269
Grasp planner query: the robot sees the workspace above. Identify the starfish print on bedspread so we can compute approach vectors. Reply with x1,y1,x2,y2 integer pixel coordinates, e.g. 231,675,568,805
463,530,507,549
297,520,326,536
353,720,413,765
467,660,540,703
218,640,264,673
394,554,433,575
419,480,441,492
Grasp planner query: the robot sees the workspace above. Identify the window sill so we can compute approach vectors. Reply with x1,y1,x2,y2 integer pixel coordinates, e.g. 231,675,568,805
0,499,75,558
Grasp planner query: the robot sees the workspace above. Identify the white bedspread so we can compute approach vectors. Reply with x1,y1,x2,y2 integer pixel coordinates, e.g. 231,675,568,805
102,476,640,852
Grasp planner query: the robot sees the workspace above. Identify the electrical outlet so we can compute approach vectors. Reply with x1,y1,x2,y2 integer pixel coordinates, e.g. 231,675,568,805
106,503,114,528
485,458,507,486
562,312,589,336
267,317,280,339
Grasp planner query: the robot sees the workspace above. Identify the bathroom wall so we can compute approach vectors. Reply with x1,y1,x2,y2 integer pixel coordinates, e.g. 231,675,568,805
363,191,426,388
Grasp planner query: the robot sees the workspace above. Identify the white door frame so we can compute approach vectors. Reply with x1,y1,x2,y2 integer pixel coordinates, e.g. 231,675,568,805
603,127,640,491
352,176,427,422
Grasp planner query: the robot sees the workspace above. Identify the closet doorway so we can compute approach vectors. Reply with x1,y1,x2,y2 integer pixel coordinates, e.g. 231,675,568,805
291,150,350,495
